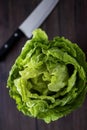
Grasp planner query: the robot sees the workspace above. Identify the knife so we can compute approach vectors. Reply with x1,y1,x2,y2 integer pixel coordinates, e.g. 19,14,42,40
0,0,59,60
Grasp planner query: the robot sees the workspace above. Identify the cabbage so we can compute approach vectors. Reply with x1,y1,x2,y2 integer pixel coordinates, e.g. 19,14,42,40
7,28,87,123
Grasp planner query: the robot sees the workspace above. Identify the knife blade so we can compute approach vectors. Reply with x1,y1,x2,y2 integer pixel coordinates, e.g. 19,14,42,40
0,0,59,60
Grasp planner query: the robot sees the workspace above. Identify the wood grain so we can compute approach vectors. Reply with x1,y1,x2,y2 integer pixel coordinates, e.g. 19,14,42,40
0,0,87,130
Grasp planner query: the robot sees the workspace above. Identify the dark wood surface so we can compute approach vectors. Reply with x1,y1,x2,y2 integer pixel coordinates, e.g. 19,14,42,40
0,0,87,130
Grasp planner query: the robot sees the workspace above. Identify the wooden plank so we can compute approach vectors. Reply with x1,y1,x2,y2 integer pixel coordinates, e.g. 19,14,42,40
0,0,38,130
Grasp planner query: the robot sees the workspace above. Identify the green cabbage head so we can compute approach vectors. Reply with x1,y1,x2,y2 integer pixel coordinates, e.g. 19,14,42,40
7,28,87,123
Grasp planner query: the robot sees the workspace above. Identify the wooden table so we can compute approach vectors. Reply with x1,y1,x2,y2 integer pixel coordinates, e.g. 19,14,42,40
0,0,87,130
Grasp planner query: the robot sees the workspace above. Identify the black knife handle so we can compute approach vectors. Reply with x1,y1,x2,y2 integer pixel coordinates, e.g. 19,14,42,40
0,29,25,60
